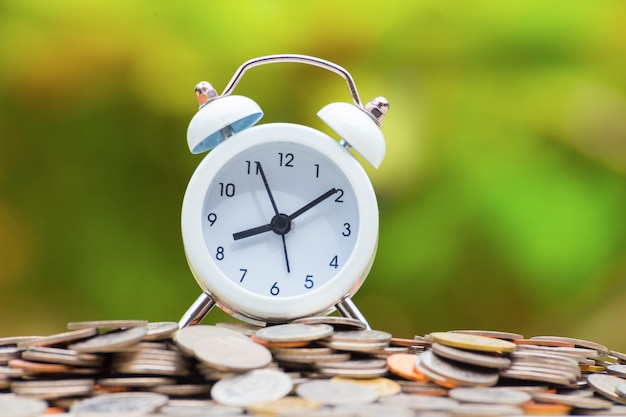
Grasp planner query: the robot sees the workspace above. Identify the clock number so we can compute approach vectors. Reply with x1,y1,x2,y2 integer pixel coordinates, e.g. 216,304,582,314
314,164,320,178
239,268,247,282
278,152,294,167
342,222,351,237
329,255,339,269
207,213,217,226
245,161,260,175
304,275,314,289
216,246,225,261
334,189,344,203
270,281,280,296
219,183,236,197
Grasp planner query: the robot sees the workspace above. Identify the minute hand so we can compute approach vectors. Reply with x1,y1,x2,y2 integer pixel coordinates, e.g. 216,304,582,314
289,188,338,220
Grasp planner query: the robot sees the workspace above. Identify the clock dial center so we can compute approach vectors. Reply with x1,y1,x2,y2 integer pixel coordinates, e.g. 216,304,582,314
271,213,291,235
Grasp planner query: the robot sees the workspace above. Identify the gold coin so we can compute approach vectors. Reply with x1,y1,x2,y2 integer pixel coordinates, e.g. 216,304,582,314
247,396,322,416
429,332,517,353
331,376,401,397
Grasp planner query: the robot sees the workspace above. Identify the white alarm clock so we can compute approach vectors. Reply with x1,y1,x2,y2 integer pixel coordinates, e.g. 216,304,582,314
178,55,388,329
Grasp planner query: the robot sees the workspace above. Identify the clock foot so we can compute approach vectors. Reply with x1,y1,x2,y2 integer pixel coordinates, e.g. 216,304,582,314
335,297,370,330
178,291,216,328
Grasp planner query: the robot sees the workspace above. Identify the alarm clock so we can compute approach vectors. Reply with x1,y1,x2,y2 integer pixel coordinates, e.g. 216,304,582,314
178,55,389,329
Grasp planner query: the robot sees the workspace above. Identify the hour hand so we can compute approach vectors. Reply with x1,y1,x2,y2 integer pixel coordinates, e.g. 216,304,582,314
233,223,273,241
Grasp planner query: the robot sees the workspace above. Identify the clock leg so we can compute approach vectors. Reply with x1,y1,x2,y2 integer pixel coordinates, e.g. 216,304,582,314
335,297,371,330
178,291,216,328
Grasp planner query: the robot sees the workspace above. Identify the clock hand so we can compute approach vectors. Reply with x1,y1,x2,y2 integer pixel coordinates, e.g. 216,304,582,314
256,162,280,216
257,161,291,273
288,188,338,220
233,223,273,241
232,188,339,241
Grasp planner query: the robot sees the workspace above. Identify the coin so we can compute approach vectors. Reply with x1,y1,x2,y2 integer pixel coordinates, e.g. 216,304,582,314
68,327,147,352
8,358,73,374
449,387,532,405
429,332,516,353
22,346,104,367
617,383,626,399
292,316,367,330
296,380,378,406
0,396,48,416
174,325,249,355
11,378,95,399
587,373,626,405
255,323,334,343
379,393,458,411
193,333,272,372
247,396,323,416
70,392,168,414
143,321,179,341
607,364,626,378
532,391,613,410
530,335,608,355
386,353,428,382
210,369,293,407
67,320,149,330
331,376,402,397
430,343,511,369
419,350,499,387
330,329,392,344
18,327,98,348
451,330,524,340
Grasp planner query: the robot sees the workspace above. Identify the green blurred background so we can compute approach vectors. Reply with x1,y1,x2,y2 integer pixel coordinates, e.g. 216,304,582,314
1,1,625,350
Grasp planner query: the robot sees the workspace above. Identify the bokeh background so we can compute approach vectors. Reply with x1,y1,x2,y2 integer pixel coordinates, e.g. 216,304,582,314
1,1,625,350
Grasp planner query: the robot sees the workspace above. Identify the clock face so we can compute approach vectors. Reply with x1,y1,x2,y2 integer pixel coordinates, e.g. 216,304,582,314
202,141,358,299
182,123,378,321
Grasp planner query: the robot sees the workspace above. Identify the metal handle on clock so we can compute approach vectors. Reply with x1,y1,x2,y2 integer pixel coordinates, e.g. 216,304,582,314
220,54,365,108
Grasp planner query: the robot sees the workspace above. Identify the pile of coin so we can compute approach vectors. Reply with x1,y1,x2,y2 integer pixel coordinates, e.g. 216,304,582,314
1,318,626,416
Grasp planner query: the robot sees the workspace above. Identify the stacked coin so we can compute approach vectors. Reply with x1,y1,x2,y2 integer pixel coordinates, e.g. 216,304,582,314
1,319,626,415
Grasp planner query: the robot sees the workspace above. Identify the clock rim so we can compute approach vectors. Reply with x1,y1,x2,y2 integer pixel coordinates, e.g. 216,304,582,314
181,122,379,322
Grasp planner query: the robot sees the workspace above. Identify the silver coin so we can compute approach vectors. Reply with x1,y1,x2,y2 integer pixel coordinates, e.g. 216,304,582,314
193,333,271,371
210,369,292,407
97,376,176,387
450,330,524,340
160,399,244,416
68,327,147,353
330,330,392,344
530,335,608,354
70,392,168,414
449,387,532,405
12,378,95,399
174,325,249,355
379,393,458,411
215,321,264,336
293,316,367,330
319,340,388,353
296,380,378,406
532,391,613,410
420,350,499,387
67,320,149,330
254,323,334,343
588,373,626,405
607,364,626,378
610,350,626,362
500,367,576,386
22,346,104,367
617,382,626,399
448,403,523,416
0,396,48,416
143,322,179,341
431,343,511,369
18,327,98,348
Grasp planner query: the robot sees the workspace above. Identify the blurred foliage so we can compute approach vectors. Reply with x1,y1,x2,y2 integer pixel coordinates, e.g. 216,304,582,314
0,1,625,349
